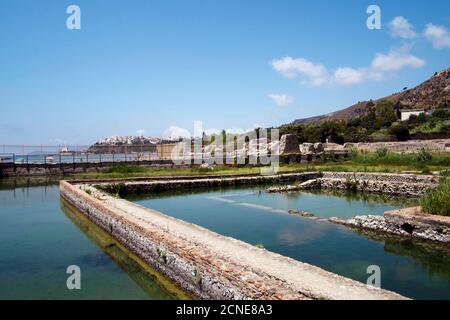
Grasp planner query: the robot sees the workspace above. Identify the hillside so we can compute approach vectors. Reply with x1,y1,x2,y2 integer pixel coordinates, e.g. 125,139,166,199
292,68,450,125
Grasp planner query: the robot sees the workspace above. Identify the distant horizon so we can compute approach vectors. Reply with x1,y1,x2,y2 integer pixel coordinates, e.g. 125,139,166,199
1,0,449,145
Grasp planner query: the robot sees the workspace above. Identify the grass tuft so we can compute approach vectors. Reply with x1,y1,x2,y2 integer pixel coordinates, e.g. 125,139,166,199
421,179,450,216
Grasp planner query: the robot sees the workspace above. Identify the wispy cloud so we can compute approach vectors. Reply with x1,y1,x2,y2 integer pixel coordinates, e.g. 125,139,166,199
271,57,330,86
424,23,450,49
162,126,191,139
389,16,417,39
272,46,425,87
267,94,294,107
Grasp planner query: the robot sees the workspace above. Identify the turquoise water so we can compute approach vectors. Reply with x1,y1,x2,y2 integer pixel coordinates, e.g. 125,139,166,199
0,182,182,300
132,187,450,300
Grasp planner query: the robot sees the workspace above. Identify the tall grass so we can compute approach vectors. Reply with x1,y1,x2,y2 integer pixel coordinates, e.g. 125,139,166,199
349,148,450,168
421,179,450,216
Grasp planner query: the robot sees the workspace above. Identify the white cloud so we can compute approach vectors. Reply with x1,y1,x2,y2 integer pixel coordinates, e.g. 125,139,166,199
370,46,425,73
424,23,450,49
271,57,331,86
272,46,425,87
162,126,191,139
334,67,365,86
267,94,294,107
389,16,417,39
136,129,146,136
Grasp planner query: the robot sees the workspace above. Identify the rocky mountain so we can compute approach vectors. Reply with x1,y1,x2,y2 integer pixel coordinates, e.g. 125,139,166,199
292,68,450,125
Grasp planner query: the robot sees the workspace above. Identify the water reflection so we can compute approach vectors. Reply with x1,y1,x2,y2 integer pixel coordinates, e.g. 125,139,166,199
353,228,450,285
60,199,190,300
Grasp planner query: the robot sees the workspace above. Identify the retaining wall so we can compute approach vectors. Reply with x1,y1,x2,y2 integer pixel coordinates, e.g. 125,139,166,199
330,207,450,244
60,177,406,300
267,172,439,197
96,172,321,195
0,160,183,177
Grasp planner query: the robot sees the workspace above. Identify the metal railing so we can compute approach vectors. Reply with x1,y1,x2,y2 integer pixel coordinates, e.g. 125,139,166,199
0,144,177,165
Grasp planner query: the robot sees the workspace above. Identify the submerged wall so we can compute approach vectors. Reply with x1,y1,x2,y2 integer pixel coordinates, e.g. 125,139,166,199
267,172,439,197
60,175,406,300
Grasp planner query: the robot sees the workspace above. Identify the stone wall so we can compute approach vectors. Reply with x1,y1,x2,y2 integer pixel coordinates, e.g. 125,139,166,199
0,161,188,177
347,139,450,153
330,207,450,244
266,172,439,197
97,172,320,195
60,178,406,300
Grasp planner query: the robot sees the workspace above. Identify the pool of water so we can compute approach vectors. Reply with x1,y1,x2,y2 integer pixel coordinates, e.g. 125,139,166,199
131,187,450,300
0,181,186,300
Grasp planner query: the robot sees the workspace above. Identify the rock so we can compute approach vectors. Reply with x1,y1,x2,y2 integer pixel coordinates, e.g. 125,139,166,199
343,143,356,150
288,209,314,217
200,163,215,170
279,134,300,155
313,143,324,153
300,143,314,154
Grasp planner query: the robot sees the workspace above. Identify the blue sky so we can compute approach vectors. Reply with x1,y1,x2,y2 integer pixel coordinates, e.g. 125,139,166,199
0,0,449,144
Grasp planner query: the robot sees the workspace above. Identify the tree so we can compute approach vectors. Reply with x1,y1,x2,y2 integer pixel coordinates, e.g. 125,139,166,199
375,99,397,128
389,123,410,141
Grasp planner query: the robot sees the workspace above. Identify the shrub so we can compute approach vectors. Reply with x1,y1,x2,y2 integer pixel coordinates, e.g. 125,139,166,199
421,179,450,216
389,123,410,141
376,147,388,158
417,148,432,163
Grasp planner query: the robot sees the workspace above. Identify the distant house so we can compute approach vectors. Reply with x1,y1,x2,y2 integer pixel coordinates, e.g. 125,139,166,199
400,109,425,121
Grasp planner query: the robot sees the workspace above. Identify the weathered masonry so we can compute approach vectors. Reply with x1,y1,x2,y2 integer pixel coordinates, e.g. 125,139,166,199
266,172,440,197
0,159,185,177
330,207,450,244
60,173,406,300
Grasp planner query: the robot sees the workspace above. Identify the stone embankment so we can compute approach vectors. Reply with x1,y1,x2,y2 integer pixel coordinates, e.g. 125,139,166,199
266,172,439,197
60,176,406,300
345,139,450,153
97,172,321,195
329,207,450,244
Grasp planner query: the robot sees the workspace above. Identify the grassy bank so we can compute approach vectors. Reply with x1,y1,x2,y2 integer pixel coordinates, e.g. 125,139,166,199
349,149,450,170
421,179,450,216
72,151,450,180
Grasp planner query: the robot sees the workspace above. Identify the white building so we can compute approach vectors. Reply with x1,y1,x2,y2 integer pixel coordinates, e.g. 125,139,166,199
400,109,425,121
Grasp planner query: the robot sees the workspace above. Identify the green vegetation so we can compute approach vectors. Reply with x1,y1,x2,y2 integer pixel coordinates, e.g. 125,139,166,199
73,150,450,180
348,148,450,169
421,179,450,216
280,100,449,143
